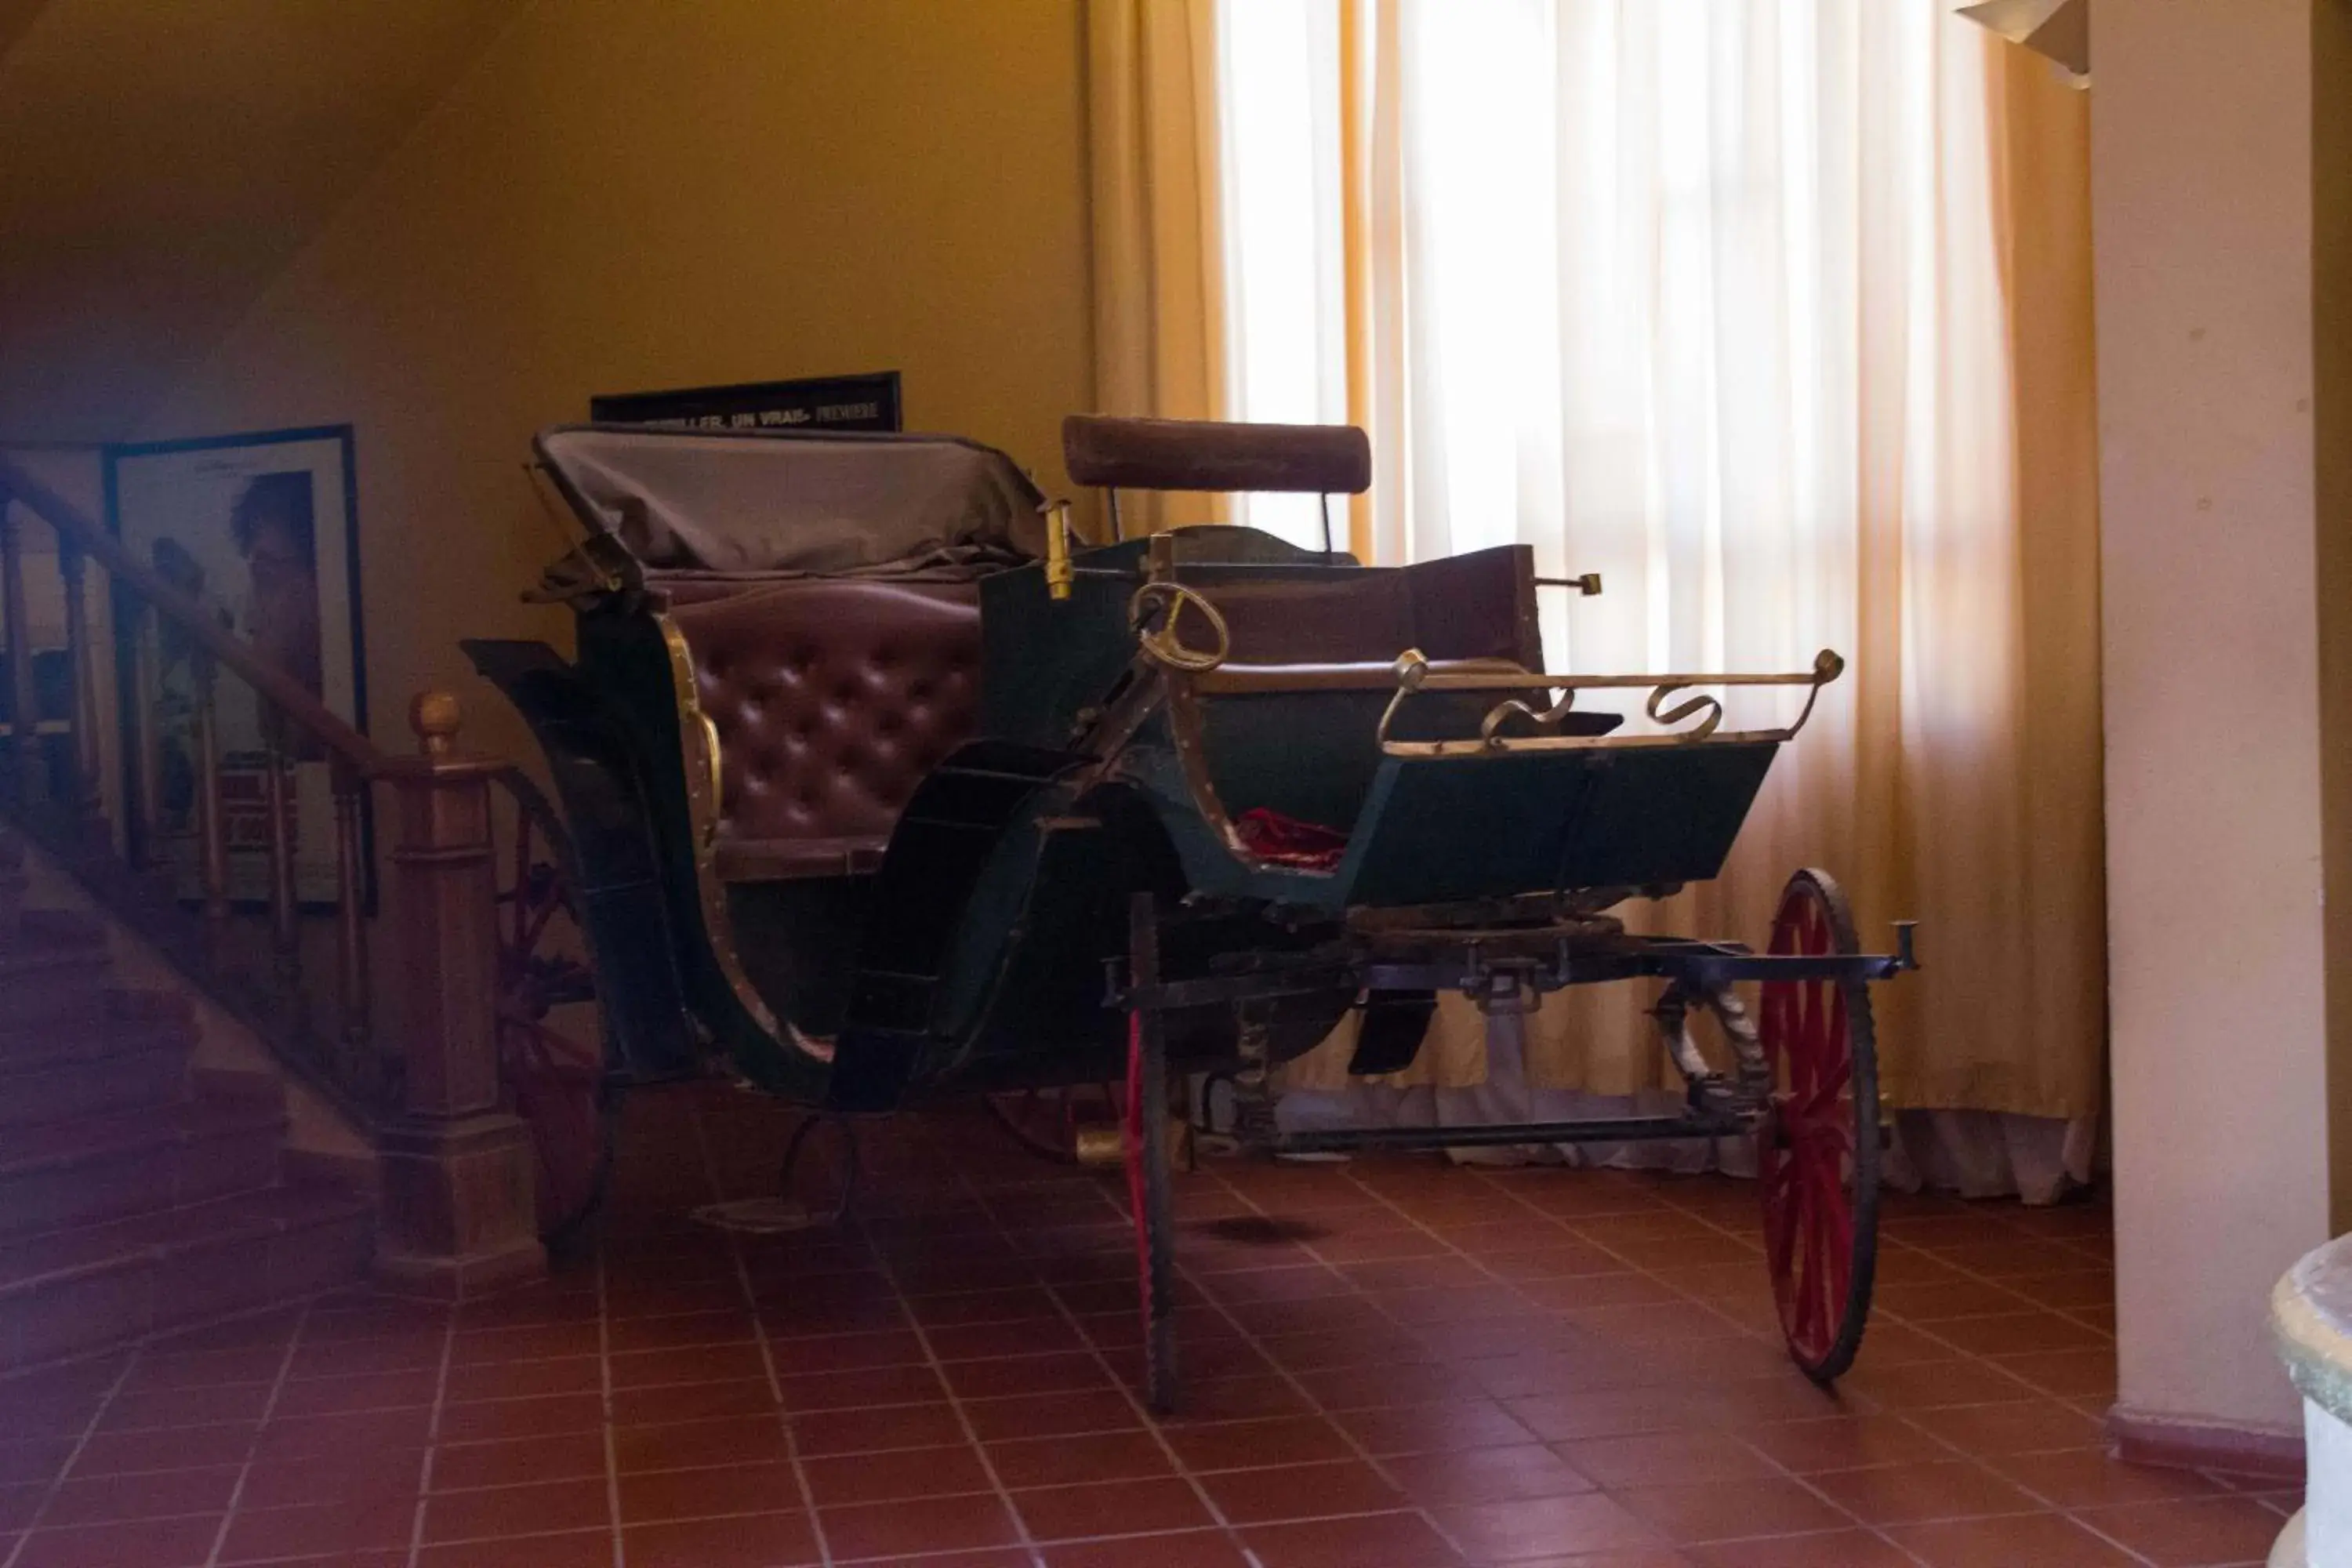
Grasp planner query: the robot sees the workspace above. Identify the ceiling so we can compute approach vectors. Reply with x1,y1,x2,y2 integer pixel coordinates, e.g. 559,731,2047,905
0,0,523,443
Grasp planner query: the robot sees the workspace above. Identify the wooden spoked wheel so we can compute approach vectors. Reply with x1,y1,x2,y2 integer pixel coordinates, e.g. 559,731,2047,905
1123,1011,1178,1415
1756,868,1881,1385
985,1082,1123,1165
493,778,616,1250
1123,894,1179,1416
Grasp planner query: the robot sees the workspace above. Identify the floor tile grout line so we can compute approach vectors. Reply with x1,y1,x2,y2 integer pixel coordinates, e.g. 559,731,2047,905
402,1272,460,1568
1160,1164,1499,1566
1464,1174,2018,1564
199,1298,314,1568
949,1166,1271,1568
1431,1163,1797,1349
183,1495,2063,1558
850,1210,1050,1568
1552,1160,2114,1342
96,1504,2201,1561
1828,1205,2118,1352
1850,1236,2117,1360
1833,1396,2172,1566
1642,1206,2156,1568
1456,1164,1971,1563
0,1147,2143,1562
1465,1161,1864,1372
684,1087,835,1568
0,1338,144,1568
1850,1260,2117,1375
0,1295,344,1397
1337,1157,1932,1561
596,1235,626,1568
424,1229,2100,1352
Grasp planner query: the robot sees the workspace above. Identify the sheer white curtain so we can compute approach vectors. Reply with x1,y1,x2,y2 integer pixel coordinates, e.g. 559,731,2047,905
1217,0,2106,1200
1214,0,1347,549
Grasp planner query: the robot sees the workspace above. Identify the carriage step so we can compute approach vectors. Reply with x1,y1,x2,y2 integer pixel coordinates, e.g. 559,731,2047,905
0,905,109,955
0,989,195,1062
0,967,186,1044
0,830,23,936
1275,1112,1751,1155
0,1037,194,1129
0,1101,289,1243
0,1185,372,1372
0,907,114,1010
0,920,111,982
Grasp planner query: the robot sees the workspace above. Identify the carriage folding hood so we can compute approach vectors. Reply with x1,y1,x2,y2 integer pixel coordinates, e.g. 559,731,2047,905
532,423,1047,580
481,424,1051,1111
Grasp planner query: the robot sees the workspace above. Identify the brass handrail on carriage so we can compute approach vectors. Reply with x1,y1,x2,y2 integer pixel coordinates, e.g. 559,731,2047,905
1377,645,1848,754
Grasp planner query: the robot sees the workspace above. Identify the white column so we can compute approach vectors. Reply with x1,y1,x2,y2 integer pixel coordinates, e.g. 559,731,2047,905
2094,0,2328,1440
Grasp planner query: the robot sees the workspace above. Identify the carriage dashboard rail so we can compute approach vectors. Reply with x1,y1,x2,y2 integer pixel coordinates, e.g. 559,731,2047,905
1379,646,1846,755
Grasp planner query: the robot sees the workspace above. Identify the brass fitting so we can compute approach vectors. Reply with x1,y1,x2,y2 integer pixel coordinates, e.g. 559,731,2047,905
1044,499,1075,601
1073,1118,1192,1169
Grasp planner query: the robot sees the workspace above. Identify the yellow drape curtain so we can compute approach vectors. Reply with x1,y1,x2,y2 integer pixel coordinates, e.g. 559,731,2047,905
1967,45,2105,1122
1083,0,1227,532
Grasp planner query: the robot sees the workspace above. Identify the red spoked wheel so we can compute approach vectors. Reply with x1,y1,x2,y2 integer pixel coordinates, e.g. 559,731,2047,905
1756,868,1880,1385
493,776,616,1250
1124,1013,1178,1416
985,1082,1124,1165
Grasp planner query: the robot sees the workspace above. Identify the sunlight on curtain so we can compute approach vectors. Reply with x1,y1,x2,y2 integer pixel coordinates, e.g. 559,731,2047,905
1213,0,1346,548
1218,0,2107,1196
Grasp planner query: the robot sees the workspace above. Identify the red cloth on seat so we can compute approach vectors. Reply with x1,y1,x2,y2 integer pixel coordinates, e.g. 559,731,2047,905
1235,807,1348,871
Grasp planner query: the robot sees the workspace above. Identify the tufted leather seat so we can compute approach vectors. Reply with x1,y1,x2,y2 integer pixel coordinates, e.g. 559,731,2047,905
665,576,982,881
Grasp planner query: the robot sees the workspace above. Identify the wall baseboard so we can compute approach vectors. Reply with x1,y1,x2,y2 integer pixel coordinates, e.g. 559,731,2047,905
2108,1405,2306,1479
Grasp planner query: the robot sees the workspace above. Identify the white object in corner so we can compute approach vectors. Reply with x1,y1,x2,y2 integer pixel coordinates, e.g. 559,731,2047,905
2271,1237,2352,1566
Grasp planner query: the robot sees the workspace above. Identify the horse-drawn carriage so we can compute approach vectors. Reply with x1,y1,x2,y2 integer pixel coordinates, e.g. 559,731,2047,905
466,416,1914,1413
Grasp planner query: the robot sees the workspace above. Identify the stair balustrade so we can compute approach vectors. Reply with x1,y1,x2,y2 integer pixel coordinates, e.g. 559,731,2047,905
0,456,546,1296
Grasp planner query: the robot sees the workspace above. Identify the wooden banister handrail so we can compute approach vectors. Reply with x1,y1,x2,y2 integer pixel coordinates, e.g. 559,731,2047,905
0,453,387,775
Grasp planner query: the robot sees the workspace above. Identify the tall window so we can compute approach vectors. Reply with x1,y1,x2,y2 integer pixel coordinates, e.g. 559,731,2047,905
1202,1,2109,1152
1214,0,1344,549
1214,0,2006,681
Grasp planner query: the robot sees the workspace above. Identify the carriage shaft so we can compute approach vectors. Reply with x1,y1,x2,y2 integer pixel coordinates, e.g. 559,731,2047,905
1272,1112,1751,1156
1113,945,1909,1014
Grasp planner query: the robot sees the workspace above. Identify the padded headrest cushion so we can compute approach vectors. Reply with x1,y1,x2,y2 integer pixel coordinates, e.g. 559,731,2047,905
1063,415,1370,495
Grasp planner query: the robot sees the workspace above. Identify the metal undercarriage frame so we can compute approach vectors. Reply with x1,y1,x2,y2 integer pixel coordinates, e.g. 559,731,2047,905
1117,903,1917,1160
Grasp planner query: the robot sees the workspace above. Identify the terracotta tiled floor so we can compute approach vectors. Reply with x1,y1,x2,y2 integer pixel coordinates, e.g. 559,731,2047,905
0,1084,2296,1566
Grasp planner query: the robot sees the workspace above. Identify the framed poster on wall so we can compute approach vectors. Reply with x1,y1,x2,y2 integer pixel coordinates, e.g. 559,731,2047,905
103,425,369,909
590,370,902,433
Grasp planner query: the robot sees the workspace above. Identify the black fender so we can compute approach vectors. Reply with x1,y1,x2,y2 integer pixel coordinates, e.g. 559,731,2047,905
460,638,702,1084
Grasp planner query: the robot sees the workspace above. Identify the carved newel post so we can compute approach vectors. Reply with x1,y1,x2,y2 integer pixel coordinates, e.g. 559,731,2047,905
373,691,546,1295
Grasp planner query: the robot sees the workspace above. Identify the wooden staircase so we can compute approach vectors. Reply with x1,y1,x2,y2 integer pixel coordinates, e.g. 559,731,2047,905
0,454,552,1350
0,826,372,1372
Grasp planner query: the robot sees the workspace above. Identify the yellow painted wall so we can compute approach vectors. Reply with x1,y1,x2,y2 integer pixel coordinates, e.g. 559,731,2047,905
0,0,524,442
143,0,1095,764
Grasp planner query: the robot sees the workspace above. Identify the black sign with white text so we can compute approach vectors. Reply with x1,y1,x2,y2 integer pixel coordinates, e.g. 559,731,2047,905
590,371,902,434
